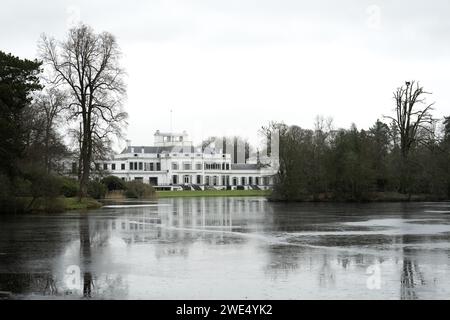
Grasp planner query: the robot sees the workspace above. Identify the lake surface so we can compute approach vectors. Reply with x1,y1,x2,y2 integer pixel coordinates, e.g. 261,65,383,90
1,197,450,300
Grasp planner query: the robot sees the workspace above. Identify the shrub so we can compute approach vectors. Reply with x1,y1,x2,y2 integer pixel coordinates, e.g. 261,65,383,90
0,174,13,213
60,177,79,197
87,180,107,199
28,172,62,199
101,175,126,191
0,174,11,201
124,180,155,199
31,197,65,213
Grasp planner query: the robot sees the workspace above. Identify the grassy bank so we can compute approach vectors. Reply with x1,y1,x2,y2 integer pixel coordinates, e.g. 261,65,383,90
62,197,103,210
157,189,271,198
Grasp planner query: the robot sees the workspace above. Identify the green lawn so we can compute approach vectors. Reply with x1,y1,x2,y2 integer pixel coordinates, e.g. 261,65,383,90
156,189,271,198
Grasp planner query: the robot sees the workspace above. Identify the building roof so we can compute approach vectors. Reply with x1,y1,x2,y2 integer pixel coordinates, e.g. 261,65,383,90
231,163,259,170
154,131,187,136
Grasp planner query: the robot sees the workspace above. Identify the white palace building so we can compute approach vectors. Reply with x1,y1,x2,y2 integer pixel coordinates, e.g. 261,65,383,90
86,130,279,191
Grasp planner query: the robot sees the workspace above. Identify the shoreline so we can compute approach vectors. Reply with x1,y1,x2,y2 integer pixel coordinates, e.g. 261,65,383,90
268,192,450,203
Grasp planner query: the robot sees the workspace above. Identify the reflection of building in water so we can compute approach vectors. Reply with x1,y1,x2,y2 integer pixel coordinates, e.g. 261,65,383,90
95,198,271,256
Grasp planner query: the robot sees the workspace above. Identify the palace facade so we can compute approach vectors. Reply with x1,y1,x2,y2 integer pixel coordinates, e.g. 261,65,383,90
81,130,279,191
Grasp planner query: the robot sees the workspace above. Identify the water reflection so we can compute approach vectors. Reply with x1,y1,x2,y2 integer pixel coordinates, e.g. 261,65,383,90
1,198,450,299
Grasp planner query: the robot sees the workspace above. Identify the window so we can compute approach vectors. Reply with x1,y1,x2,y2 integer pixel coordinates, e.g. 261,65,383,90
156,163,161,171
226,163,230,170
121,163,125,170
129,162,133,170
134,162,138,170
71,162,77,174
95,163,100,170
205,176,210,185
249,177,253,185
112,163,116,170
195,163,202,170
172,162,178,170
196,175,201,184
183,163,191,170
172,175,178,184
150,163,154,171
135,177,143,182
103,163,108,170
138,162,143,170
233,178,237,186
241,177,246,185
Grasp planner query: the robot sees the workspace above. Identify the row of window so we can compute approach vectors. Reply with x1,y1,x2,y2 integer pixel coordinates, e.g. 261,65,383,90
129,162,161,171
78,161,231,173
171,162,230,171
89,162,162,172
171,175,270,186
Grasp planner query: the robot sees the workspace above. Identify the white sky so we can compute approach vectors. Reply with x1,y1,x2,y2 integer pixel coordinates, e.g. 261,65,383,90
1,0,450,150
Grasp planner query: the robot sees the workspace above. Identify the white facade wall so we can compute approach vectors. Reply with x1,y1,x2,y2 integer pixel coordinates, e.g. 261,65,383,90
96,150,276,190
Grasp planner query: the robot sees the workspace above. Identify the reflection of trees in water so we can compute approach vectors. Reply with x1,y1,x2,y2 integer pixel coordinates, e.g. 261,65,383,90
400,237,425,300
398,207,426,300
400,257,426,300
0,273,57,296
78,214,128,299
79,214,92,298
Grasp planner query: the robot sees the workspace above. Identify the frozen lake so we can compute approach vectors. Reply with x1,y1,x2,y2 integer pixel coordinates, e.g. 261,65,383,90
1,197,450,299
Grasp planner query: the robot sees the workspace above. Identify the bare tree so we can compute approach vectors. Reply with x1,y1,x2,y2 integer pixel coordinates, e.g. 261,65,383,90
39,24,127,198
33,87,67,173
384,81,435,194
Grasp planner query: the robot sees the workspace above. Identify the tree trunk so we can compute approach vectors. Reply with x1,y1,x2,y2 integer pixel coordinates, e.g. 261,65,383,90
79,119,91,199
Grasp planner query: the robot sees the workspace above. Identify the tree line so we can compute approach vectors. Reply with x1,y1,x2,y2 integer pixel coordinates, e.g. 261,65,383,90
0,23,130,213
267,81,450,202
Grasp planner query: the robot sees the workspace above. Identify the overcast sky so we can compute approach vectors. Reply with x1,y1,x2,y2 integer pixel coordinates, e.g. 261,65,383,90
1,0,449,148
